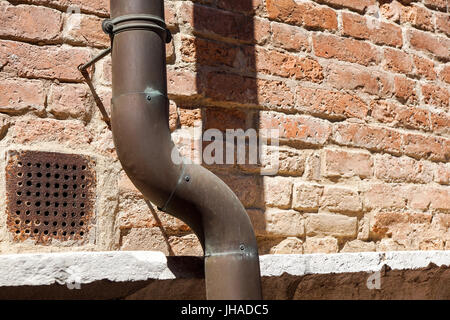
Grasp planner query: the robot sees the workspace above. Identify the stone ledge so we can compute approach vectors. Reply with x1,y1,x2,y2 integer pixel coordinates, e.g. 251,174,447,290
0,250,448,299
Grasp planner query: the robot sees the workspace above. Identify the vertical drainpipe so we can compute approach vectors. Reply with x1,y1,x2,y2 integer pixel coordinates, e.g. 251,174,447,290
108,0,262,299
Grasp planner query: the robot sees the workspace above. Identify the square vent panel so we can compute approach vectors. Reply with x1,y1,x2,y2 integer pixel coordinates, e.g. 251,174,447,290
5,150,96,244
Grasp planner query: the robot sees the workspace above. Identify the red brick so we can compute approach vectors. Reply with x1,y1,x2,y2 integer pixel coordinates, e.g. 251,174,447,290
400,4,435,32
423,0,449,11
422,83,449,111
0,79,45,115
313,34,380,66
314,0,375,13
0,3,62,42
63,14,109,47
296,85,369,120
438,65,450,84
205,72,295,108
11,0,110,17
266,0,338,31
394,76,418,105
374,154,434,184
260,111,331,146
255,48,323,82
371,212,433,238
332,122,403,155
180,2,253,42
342,12,403,47
204,107,250,132
217,0,263,14
402,133,448,162
384,48,413,74
323,149,373,179
0,40,91,82
436,13,450,36
216,174,263,208
270,22,310,52
370,100,431,132
327,64,393,97
408,29,450,61
167,68,199,98
413,55,437,80
180,36,241,68
164,1,177,29
407,186,450,212
430,111,450,136
48,83,93,121
12,118,92,147
253,18,271,45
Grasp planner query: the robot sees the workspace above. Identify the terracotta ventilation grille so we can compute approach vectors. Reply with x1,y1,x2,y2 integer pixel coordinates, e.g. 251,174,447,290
5,150,96,244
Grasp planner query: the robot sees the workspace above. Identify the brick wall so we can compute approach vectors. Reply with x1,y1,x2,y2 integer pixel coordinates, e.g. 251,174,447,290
0,0,448,255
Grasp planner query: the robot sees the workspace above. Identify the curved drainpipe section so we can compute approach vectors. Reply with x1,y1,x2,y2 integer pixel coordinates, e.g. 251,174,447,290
109,0,262,300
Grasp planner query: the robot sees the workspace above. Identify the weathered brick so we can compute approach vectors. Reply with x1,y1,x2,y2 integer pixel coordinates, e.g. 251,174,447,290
320,186,362,213
370,100,431,132
332,122,402,155
413,55,437,80
384,48,413,74
402,132,448,161
0,2,62,42
0,79,45,115
270,22,310,52
394,76,418,104
374,154,434,184
423,0,449,12
217,174,263,208
167,68,199,98
255,48,323,82
270,237,303,254
363,184,408,210
305,213,357,238
434,163,450,185
407,186,450,212
12,118,92,147
326,64,393,97
439,65,450,84
435,12,450,36
0,40,91,82
260,111,331,146
421,83,449,111
7,0,110,16
63,13,109,47
342,12,403,47
341,239,376,252
304,236,338,254
296,85,369,120
408,29,450,61
314,0,375,13
322,149,373,179
205,72,295,107
256,146,307,177
267,0,338,31
429,111,450,136
215,0,262,14
264,208,305,237
47,83,93,121
164,1,177,29
400,4,435,32
263,176,293,209
313,34,380,66
180,2,253,42
292,183,324,211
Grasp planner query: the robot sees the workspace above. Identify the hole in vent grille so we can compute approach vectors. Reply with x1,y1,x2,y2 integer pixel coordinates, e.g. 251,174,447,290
5,150,96,244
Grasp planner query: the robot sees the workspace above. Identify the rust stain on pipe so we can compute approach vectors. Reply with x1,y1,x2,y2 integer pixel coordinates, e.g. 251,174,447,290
109,0,262,299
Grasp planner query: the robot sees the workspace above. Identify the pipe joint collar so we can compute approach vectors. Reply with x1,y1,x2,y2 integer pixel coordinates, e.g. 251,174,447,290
103,14,172,43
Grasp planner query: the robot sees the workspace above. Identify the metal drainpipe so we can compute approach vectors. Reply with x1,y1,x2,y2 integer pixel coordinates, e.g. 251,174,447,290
108,0,262,300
